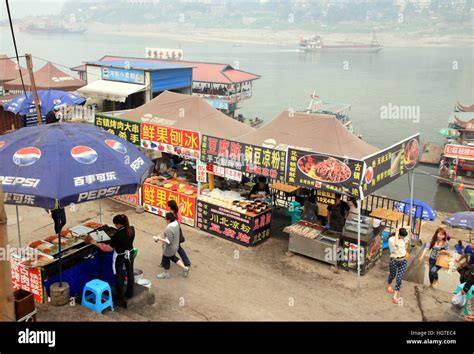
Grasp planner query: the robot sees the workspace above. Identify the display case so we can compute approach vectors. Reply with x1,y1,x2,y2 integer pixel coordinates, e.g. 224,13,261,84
284,221,340,265
196,197,273,247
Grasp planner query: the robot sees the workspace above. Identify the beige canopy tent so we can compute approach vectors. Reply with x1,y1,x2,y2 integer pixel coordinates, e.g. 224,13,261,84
116,90,255,138
235,110,379,159
4,62,86,91
0,55,27,84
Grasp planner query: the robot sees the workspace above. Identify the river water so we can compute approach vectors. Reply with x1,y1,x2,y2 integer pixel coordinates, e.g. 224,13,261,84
1,28,472,212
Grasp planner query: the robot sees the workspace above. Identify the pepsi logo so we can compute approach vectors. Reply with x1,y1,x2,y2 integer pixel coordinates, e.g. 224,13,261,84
103,68,109,76
13,147,42,166
71,146,98,164
53,98,62,104
105,139,127,154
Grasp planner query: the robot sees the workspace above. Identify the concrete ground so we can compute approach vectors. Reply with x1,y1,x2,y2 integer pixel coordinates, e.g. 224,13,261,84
4,200,470,321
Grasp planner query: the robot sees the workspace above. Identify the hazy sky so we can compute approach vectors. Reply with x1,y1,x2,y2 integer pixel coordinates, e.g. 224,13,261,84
1,0,66,20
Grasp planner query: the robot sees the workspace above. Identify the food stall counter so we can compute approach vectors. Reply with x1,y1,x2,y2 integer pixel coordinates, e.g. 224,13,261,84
196,195,273,247
10,222,116,302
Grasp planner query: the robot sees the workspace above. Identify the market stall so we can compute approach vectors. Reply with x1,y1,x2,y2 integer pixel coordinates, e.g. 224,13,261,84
0,123,153,301
111,91,255,228
199,132,289,245
209,110,421,274
10,222,116,302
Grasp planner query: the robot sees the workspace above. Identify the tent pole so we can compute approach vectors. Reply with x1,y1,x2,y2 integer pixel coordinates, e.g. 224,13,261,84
409,171,415,240
15,206,21,248
58,229,62,287
357,199,361,285
0,185,15,321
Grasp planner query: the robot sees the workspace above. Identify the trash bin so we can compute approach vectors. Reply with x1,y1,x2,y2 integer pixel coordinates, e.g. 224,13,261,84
14,289,36,322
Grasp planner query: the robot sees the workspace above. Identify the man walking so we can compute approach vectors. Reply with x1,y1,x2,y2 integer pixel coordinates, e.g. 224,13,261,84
154,212,189,279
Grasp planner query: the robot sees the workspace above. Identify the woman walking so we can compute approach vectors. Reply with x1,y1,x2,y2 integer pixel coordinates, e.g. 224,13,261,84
387,228,409,304
154,212,190,279
167,200,191,267
419,227,450,288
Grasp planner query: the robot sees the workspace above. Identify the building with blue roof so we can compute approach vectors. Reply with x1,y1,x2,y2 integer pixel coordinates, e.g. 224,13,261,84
77,59,194,111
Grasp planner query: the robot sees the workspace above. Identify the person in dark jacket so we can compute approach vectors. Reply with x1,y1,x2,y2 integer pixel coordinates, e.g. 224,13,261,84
90,214,135,300
46,208,66,235
45,107,60,124
249,176,271,200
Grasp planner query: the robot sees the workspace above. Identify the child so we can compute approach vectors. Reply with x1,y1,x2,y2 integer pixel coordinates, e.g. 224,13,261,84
455,240,464,255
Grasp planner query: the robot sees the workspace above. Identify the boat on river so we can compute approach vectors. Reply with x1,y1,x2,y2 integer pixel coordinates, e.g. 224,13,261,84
300,91,353,134
19,21,87,35
299,32,383,53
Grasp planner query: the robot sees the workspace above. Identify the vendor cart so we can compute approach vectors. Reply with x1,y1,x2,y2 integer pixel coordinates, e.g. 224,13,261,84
10,222,116,302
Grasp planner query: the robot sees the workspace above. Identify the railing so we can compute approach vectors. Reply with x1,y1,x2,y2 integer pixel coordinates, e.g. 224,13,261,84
361,194,424,236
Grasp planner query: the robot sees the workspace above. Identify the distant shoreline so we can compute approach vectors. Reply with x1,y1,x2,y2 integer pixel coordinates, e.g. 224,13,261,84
87,23,474,48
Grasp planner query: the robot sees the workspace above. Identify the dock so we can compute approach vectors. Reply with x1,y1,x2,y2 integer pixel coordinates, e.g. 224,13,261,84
419,142,443,165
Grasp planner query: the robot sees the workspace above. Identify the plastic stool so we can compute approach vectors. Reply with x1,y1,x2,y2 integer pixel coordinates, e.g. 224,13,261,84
454,282,473,316
81,279,114,314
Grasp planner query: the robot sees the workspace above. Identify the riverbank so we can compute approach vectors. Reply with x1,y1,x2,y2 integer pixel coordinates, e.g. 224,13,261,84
87,23,474,48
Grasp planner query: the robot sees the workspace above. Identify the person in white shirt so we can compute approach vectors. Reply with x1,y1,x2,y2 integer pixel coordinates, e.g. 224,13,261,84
154,212,189,279
387,228,409,304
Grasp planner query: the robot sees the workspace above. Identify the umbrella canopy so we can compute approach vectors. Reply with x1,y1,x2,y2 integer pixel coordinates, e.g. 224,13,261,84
3,62,86,91
0,123,153,209
439,128,460,138
442,212,474,230
395,199,437,221
4,90,86,115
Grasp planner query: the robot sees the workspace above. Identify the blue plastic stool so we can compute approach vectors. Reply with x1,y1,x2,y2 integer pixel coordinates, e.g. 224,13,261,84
81,279,114,314
453,282,473,316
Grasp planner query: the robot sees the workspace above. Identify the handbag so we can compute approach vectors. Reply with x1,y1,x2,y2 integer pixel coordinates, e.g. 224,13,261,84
179,226,185,243
435,254,451,269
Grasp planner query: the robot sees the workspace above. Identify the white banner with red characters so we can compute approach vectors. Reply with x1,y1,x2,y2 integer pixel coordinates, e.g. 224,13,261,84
10,259,44,303
444,144,474,160
196,162,207,183
225,168,242,182
142,183,197,227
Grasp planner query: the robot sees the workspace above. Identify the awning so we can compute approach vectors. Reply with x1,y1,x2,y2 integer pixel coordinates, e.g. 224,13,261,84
77,80,147,102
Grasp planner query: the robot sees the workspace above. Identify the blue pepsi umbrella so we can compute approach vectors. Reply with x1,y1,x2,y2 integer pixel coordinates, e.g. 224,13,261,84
0,123,153,286
442,212,474,230
4,90,85,116
395,199,437,221
0,123,152,209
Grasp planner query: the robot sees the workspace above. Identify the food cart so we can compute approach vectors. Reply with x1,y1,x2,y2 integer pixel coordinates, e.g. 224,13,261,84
198,134,288,246
10,222,116,302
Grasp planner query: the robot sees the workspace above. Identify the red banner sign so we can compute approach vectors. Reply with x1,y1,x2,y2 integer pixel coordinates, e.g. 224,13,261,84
444,144,474,160
142,183,196,227
10,259,44,303
141,123,200,158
